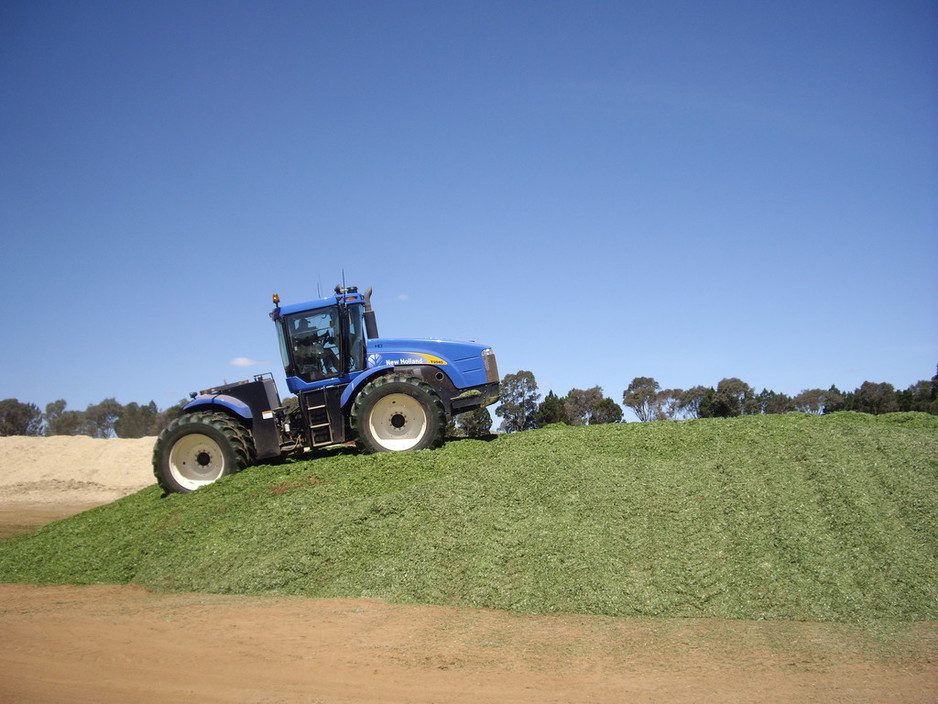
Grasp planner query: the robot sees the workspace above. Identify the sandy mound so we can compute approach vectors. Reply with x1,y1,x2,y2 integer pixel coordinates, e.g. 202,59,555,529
0,436,156,505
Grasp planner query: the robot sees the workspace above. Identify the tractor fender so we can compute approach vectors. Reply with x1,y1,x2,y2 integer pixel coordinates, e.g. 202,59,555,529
184,394,253,422
339,367,393,408
340,365,456,410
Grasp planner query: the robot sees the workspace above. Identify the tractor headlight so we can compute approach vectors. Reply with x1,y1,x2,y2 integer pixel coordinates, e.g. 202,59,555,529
482,348,499,384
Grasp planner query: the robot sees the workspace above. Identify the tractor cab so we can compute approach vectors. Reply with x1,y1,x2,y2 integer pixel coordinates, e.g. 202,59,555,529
271,288,368,392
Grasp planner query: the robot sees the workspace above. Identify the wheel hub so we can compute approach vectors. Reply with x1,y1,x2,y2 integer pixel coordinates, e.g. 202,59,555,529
167,432,227,490
368,393,429,450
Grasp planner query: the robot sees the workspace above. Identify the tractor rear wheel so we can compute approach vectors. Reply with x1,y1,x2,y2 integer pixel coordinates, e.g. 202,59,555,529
351,374,446,453
153,411,255,493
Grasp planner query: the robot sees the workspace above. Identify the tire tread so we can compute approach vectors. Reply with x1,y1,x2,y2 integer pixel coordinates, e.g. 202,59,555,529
350,374,446,453
152,411,255,493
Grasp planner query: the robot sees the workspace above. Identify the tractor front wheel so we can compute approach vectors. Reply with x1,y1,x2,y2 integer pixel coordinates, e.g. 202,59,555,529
153,411,255,493
351,375,446,453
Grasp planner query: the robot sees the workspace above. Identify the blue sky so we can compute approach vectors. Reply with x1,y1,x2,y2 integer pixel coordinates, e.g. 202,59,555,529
2,0,936,421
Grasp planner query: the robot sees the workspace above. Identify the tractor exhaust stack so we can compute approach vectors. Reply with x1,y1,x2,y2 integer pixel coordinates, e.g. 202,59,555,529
363,287,379,339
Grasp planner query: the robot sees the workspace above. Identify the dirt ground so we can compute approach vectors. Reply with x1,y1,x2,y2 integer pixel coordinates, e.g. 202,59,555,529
1,437,936,703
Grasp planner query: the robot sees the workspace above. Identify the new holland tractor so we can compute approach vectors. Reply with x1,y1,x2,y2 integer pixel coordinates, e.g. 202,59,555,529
152,286,499,493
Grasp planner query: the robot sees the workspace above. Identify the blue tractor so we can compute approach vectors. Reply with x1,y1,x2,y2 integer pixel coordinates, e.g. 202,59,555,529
153,286,500,493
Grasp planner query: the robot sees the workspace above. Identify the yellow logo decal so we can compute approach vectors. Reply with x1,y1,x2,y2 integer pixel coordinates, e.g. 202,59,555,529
412,352,447,365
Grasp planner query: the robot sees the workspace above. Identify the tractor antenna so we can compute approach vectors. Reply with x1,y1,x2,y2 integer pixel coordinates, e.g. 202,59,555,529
335,269,348,295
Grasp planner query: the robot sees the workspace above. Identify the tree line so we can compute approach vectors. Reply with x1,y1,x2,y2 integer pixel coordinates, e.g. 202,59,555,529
3,364,936,439
0,398,185,438
493,366,938,433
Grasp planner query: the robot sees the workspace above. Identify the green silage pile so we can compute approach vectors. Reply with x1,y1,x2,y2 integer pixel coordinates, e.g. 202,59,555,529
1,412,936,623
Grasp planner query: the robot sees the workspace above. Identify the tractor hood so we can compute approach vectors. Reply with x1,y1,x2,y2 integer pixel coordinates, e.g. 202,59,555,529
366,337,498,390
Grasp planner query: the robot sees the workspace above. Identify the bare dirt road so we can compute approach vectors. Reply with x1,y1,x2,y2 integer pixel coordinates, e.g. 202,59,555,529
1,437,936,703
3,583,936,704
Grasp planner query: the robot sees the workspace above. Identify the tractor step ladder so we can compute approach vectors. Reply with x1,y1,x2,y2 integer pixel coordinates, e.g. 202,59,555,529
305,388,334,446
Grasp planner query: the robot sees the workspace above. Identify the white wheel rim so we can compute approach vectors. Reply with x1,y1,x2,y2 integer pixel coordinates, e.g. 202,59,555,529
168,433,226,490
368,393,428,450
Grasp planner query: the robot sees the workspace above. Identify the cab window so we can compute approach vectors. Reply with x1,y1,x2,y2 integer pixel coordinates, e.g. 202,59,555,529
286,307,341,382
346,304,365,373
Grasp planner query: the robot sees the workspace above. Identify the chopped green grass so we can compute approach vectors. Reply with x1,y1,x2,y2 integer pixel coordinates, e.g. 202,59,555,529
1,412,936,624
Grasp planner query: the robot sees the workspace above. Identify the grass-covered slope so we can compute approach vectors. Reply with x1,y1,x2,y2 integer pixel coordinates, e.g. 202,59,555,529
1,412,936,623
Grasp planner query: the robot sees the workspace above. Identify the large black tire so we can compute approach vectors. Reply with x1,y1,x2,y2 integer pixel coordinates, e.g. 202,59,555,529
350,374,446,453
152,411,255,493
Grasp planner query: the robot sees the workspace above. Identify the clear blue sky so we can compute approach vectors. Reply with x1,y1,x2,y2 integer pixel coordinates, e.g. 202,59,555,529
2,0,936,421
